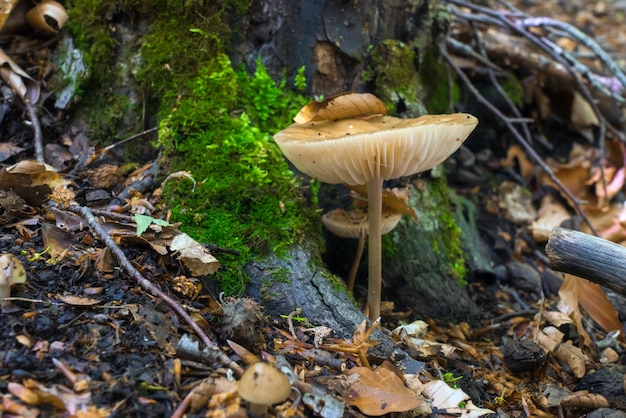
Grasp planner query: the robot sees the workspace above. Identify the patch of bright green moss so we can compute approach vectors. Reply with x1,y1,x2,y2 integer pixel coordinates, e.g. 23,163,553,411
423,175,468,283
158,54,317,294
65,0,251,140
501,71,524,107
418,48,461,114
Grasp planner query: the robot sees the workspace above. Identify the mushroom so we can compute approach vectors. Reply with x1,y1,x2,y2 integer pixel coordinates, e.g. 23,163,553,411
0,253,27,306
274,97,478,320
237,361,291,417
322,208,402,292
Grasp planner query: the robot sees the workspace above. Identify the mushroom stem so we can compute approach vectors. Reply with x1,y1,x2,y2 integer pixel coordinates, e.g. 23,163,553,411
347,236,366,292
366,177,384,320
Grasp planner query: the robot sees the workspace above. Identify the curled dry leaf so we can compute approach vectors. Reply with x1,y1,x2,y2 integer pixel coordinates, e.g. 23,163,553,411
0,48,40,103
26,0,68,32
293,92,387,124
0,0,18,32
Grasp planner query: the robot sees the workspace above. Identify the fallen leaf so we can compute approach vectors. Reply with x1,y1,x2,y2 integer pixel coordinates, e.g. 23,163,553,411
170,233,219,276
344,365,426,416
57,295,102,306
26,0,68,33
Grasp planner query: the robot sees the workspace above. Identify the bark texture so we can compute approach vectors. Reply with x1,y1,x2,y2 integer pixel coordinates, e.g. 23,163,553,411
232,0,444,97
546,227,626,296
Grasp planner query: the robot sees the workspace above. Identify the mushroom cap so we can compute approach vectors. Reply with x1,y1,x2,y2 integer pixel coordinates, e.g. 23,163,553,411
237,362,291,406
0,253,27,286
274,113,478,185
322,208,402,239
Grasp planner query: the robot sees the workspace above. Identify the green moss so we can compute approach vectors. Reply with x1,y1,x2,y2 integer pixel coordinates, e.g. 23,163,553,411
418,48,461,114
363,40,426,116
424,176,468,283
321,270,354,300
67,1,315,294
501,71,524,107
158,54,317,294
65,0,252,140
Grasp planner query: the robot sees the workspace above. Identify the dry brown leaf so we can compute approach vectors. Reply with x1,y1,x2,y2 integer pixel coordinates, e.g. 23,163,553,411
553,340,586,378
348,184,418,220
0,0,19,32
344,365,426,415
226,340,259,365
558,274,592,347
561,391,610,408
501,145,535,180
498,181,536,223
0,48,40,103
57,295,102,306
170,233,219,275
0,142,25,162
293,92,388,124
537,326,564,352
560,274,624,342
8,382,40,405
531,194,571,241
41,223,77,260
26,0,68,33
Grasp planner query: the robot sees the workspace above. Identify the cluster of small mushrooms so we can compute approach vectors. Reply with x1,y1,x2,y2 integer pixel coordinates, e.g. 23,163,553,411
274,92,478,320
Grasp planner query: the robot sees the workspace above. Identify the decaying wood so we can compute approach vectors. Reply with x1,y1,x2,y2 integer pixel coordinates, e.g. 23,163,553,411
545,227,626,296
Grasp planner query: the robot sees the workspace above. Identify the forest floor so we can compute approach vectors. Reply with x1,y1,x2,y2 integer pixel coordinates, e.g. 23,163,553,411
2,0,626,417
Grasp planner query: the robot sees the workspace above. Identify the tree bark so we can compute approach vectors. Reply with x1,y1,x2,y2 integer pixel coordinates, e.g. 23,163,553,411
546,227,626,296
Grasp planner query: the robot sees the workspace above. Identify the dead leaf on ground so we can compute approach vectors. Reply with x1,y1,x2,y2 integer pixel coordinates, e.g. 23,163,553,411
559,274,624,342
422,379,494,417
170,233,219,276
531,194,571,241
0,47,40,103
344,365,428,415
26,0,68,33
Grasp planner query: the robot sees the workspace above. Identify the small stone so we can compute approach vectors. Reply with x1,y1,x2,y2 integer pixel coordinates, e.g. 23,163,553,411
501,339,547,373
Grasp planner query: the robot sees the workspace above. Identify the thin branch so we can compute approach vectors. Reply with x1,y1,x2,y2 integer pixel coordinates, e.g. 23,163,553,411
26,101,44,164
68,204,243,375
439,44,598,235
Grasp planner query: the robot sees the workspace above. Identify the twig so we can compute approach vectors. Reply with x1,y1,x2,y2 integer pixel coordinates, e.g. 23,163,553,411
25,101,44,164
439,44,598,235
517,17,626,91
103,127,158,152
67,204,243,375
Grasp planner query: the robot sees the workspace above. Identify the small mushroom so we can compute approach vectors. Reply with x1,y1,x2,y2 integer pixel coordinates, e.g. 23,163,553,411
322,208,402,292
237,361,291,417
0,253,27,306
274,94,478,319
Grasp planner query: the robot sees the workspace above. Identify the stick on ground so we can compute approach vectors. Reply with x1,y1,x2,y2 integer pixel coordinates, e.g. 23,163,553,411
545,227,626,296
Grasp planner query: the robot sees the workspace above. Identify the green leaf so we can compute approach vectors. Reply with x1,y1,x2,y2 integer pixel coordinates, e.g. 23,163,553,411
134,214,171,236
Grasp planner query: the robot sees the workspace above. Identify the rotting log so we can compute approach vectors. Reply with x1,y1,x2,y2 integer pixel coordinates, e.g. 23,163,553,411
545,227,626,296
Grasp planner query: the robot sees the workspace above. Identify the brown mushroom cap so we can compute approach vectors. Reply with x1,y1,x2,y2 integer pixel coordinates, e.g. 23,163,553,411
322,208,402,239
0,253,27,306
237,362,291,407
273,113,478,185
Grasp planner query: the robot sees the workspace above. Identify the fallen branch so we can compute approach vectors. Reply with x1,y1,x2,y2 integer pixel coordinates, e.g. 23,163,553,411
68,204,243,375
545,227,626,296
25,101,44,164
